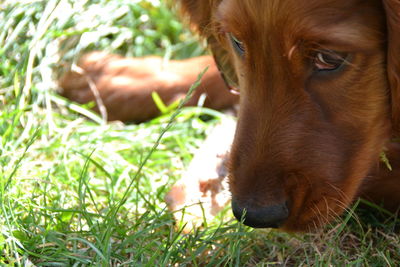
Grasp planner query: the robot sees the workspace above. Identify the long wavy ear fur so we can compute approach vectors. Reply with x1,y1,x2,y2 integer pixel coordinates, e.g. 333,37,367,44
179,0,238,87
383,0,400,135
179,0,214,34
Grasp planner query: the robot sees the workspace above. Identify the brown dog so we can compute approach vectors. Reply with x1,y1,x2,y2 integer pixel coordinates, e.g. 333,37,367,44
178,0,400,231
61,0,400,232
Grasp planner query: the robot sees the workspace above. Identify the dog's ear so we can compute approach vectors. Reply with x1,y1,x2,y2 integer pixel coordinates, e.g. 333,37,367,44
383,0,400,134
179,0,215,34
179,0,239,89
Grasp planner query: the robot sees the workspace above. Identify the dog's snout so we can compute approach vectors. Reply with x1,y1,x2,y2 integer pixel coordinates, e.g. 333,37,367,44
232,198,289,228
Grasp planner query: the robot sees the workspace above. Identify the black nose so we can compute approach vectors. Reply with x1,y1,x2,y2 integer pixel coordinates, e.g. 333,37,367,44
232,198,289,228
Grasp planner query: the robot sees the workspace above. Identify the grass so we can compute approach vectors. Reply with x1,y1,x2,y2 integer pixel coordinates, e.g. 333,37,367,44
1,0,400,265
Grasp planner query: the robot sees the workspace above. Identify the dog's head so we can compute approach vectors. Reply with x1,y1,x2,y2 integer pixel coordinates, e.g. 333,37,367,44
180,0,400,231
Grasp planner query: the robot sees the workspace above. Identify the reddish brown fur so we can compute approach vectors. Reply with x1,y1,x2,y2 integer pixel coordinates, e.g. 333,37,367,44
179,0,400,231
59,52,238,122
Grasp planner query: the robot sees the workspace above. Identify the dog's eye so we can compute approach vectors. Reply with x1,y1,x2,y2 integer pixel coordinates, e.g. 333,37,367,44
229,33,245,56
314,51,347,71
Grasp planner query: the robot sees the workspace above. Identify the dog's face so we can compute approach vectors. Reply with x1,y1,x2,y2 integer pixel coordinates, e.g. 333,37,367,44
219,0,391,231
181,0,400,231
218,0,393,231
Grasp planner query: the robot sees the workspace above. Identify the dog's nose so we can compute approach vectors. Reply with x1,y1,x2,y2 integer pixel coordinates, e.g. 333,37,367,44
231,198,289,228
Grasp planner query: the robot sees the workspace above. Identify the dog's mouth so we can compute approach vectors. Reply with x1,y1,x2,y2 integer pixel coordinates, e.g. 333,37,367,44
281,197,348,232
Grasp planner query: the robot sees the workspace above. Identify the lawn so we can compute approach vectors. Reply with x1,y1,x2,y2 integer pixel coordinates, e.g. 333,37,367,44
1,0,400,266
